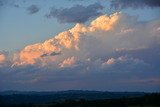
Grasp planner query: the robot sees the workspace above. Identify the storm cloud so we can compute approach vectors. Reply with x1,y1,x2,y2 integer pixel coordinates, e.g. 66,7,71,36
110,0,160,9
46,2,104,23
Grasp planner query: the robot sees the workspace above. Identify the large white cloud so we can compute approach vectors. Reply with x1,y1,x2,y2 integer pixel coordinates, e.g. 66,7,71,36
11,12,160,68
0,12,160,91
12,12,120,66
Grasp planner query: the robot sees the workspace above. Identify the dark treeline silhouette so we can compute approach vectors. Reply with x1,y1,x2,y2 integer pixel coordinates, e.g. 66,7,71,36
0,91,159,107
36,93,160,107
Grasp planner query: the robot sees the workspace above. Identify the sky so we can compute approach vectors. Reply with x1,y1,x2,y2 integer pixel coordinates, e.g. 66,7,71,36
0,0,160,92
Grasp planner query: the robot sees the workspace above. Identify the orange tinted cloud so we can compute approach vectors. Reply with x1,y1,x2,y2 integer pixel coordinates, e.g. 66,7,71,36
0,54,6,63
90,13,119,31
13,13,121,66
11,12,160,68
59,56,77,68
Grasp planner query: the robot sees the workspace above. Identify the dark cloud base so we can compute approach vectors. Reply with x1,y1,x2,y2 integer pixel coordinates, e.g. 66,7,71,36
46,2,104,23
111,0,160,9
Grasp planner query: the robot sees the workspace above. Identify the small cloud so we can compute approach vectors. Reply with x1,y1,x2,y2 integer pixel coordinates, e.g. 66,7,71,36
27,5,40,15
40,51,61,57
59,56,78,68
46,2,104,23
50,51,61,56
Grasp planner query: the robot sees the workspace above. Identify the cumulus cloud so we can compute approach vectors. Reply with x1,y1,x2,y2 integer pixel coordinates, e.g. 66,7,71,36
59,56,78,68
115,44,160,71
46,2,104,23
0,12,160,91
11,12,120,66
27,5,40,14
110,0,160,9
8,12,160,70
102,56,149,72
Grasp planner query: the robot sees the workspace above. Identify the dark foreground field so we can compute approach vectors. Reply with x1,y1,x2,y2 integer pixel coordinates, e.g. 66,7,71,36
0,91,159,107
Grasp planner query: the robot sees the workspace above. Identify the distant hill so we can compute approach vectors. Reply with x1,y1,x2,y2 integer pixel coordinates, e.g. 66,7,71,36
0,90,146,105
0,90,145,97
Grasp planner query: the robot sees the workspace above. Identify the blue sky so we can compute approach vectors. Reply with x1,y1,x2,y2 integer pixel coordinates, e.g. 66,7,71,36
0,0,160,91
